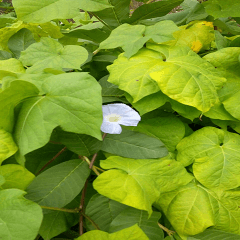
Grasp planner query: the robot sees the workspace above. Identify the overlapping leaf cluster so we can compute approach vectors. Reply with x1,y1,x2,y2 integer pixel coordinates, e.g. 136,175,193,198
1,0,240,239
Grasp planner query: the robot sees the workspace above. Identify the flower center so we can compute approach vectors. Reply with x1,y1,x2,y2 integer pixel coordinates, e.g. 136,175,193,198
105,114,121,123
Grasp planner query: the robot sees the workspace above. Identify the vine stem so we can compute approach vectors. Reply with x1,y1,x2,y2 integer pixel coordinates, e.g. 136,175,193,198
79,180,88,235
88,12,112,31
82,212,100,230
89,133,107,169
35,146,67,176
41,205,79,213
158,223,175,236
78,132,107,235
81,156,100,176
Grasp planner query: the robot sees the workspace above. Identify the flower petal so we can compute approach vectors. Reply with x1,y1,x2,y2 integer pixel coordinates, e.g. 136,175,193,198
118,118,140,126
101,121,122,134
102,103,135,116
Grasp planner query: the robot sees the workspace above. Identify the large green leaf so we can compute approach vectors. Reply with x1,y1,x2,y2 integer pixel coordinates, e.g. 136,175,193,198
99,24,150,58
63,22,110,43
177,127,240,190
0,189,43,240
109,208,164,240
19,37,88,73
25,159,90,208
101,128,168,159
107,48,163,103
94,0,131,28
149,45,226,112
0,129,18,165
0,164,34,190
85,194,128,231
145,20,179,44
12,0,112,23
8,28,36,59
77,224,149,240
93,156,192,215
192,228,240,240
203,0,240,18
125,0,184,24
13,72,102,160
132,115,186,152
0,80,39,132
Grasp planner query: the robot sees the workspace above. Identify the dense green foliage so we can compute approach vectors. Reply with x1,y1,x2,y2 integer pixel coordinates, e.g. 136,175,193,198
0,0,240,239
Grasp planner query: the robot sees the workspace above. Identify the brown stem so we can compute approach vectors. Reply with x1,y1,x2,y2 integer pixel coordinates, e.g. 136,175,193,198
82,212,100,230
79,180,88,235
158,223,175,236
89,133,107,169
35,147,67,176
78,132,107,235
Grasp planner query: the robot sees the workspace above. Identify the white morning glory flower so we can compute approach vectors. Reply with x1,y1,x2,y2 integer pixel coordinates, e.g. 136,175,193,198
101,103,141,134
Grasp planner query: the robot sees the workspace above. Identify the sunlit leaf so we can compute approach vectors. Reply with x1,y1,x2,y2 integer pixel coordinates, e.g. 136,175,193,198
177,127,240,190
150,45,226,112
93,156,192,215
0,189,43,240
0,129,18,165
77,224,149,240
13,0,112,23
13,72,102,161
20,37,88,73
0,164,34,190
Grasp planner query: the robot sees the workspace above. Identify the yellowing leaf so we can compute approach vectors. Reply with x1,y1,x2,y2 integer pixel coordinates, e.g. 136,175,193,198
107,48,163,103
149,45,226,112
93,156,192,215
177,127,240,190
155,182,216,236
171,21,215,53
